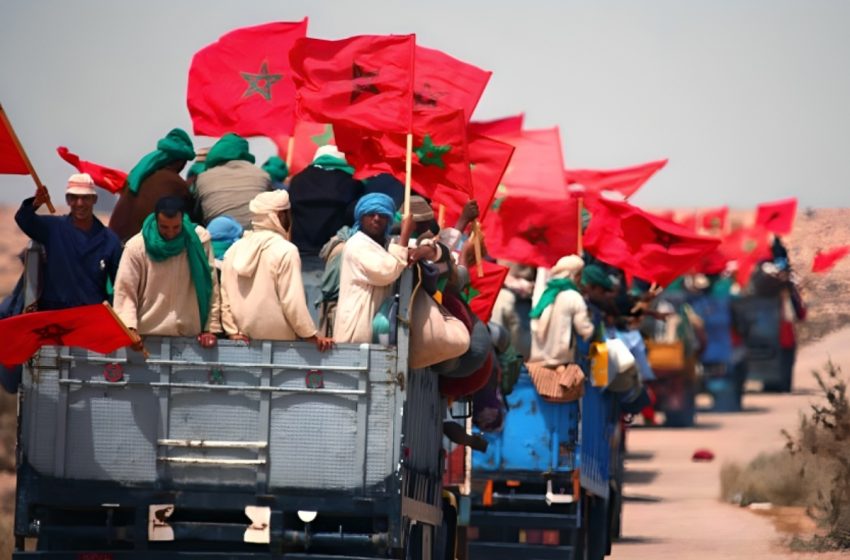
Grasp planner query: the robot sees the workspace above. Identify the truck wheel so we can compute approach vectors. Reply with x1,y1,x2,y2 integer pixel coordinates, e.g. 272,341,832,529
433,498,458,560
582,494,608,560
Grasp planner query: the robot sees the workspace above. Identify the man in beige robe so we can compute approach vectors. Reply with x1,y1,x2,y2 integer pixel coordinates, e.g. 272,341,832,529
113,196,221,347
220,191,332,351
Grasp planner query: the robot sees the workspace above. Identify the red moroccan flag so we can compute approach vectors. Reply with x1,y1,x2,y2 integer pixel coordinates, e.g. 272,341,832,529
755,197,797,236
653,209,675,222
469,114,524,137
464,260,510,323
270,121,335,177
290,34,415,134
430,133,514,227
188,20,308,138
584,198,721,286
0,104,30,174
812,246,850,274
414,45,490,121
335,107,472,199
56,146,127,194
718,226,772,286
700,206,729,231
677,212,698,232
0,304,135,367
483,195,580,268
563,158,667,199
489,127,565,201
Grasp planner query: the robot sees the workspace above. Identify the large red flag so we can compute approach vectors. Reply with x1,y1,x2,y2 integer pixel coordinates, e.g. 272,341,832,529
812,246,850,274
290,34,415,134
187,20,308,138
464,260,510,323
414,45,490,122
430,133,514,227
0,105,30,175
270,121,335,177
335,107,472,199
0,304,134,367
469,114,524,137
755,197,797,236
701,206,729,231
490,127,565,201
718,226,772,286
563,159,667,199
584,198,721,286
484,195,580,268
57,147,128,194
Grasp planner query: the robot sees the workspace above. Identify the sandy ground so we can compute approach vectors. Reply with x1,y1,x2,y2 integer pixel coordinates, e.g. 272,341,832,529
612,327,850,559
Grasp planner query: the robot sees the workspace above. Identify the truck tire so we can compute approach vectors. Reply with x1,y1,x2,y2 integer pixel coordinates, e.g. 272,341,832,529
582,494,608,560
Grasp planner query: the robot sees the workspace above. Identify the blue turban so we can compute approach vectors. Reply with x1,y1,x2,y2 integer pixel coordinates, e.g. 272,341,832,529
207,215,243,260
353,193,397,237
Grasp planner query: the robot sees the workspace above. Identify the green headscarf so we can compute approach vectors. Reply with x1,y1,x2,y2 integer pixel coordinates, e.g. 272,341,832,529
582,265,614,290
312,154,354,175
529,278,580,319
262,156,289,182
140,213,213,330
204,133,255,170
126,128,195,194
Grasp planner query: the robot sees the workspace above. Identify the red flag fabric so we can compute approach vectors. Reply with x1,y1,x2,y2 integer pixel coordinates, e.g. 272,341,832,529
414,45,490,122
755,197,797,236
718,226,772,286
0,105,29,174
700,206,729,231
812,245,850,274
584,198,721,286
465,260,510,323
469,114,524,137
484,195,580,268
429,133,514,227
290,34,415,134
271,121,335,177
652,209,675,222
563,158,667,199
335,107,472,199
57,147,128,194
187,20,308,138
489,127,565,201
0,304,134,367
677,212,698,232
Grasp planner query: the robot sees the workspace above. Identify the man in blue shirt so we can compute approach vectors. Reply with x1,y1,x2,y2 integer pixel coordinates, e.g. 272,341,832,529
15,173,123,310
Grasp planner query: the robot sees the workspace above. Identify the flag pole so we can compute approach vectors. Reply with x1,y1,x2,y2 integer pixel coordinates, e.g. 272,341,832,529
102,302,149,360
285,136,295,171
404,133,412,216
0,104,55,214
577,197,584,254
437,204,446,230
473,220,484,278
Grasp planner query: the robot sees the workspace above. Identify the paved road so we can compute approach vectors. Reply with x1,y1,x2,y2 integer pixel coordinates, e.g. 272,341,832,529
611,328,850,559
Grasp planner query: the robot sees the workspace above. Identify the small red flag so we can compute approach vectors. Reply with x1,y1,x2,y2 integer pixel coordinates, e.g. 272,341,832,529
755,197,797,236
57,147,128,194
469,114,524,137
430,133,514,227
584,198,721,286
414,45,491,123
700,206,729,231
290,34,415,134
464,260,510,323
483,195,579,268
0,304,134,367
564,159,667,199
718,226,772,286
270,121,335,177
0,105,29,175
187,20,308,138
678,212,699,232
490,127,565,201
812,246,850,274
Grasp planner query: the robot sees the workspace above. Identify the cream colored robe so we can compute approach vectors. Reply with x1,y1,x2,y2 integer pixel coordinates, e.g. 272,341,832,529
220,230,318,340
333,231,408,344
529,289,594,366
113,226,222,336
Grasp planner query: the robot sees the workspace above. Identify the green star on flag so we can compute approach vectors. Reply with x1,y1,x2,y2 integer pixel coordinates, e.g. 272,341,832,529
415,135,451,168
311,124,334,147
241,61,282,101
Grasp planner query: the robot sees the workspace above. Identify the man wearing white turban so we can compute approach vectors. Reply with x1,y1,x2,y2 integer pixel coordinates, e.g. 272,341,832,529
220,190,332,350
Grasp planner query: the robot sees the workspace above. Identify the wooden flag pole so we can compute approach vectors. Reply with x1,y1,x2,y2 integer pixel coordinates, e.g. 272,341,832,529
437,204,446,230
102,301,149,360
0,104,55,213
472,220,484,278
577,196,584,254
285,136,295,171
404,133,413,216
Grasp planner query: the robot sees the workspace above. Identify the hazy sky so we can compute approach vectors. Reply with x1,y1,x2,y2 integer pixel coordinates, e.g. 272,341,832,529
2,0,849,209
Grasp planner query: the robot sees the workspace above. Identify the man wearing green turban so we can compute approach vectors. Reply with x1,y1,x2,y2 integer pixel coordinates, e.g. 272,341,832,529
113,196,221,346
262,156,289,190
194,133,271,230
109,128,196,242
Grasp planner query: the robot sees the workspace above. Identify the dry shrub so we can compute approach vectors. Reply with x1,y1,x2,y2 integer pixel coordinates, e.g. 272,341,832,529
721,361,850,550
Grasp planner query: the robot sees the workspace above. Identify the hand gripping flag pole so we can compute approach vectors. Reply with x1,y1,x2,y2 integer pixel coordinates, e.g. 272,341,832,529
0,104,56,213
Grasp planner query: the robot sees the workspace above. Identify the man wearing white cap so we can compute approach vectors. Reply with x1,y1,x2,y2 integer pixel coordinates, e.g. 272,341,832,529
220,190,333,351
14,173,122,310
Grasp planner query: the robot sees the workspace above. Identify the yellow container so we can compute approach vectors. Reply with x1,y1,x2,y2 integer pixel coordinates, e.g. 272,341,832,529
589,341,609,387
645,340,685,371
